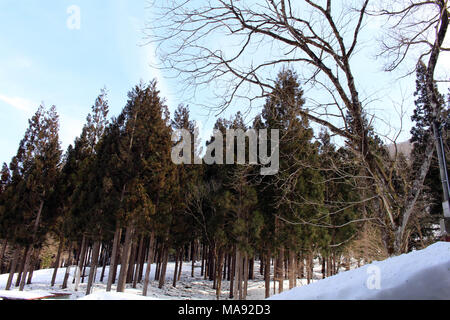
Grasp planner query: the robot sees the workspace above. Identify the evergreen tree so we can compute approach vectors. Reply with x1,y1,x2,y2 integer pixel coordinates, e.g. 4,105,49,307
169,105,203,288
1,104,62,290
318,130,360,276
409,62,449,247
101,81,173,293
225,112,262,300
257,68,325,294
61,89,110,292
0,163,11,271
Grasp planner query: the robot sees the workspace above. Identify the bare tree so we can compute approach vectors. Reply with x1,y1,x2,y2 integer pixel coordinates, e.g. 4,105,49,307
146,0,448,254
372,0,449,250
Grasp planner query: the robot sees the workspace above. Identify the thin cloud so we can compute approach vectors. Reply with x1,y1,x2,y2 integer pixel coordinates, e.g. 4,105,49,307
0,94,34,113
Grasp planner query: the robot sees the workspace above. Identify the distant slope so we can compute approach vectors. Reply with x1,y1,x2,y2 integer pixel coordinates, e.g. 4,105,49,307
386,140,413,161
269,242,450,300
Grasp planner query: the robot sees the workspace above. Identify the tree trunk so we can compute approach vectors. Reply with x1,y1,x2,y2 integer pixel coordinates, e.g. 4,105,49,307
15,246,29,287
223,253,227,280
86,240,101,295
134,236,144,287
117,223,134,292
204,245,209,280
158,245,169,289
143,232,155,296
285,255,289,280
289,251,296,289
307,252,313,284
395,133,436,254
173,249,180,287
215,247,225,300
106,226,122,292
127,240,137,284
277,248,284,294
51,236,64,287
298,253,304,279
5,245,19,290
62,242,73,289
191,240,196,278
19,245,33,291
306,254,311,284
334,254,340,275
260,255,264,276
209,244,216,283
200,243,205,277
235,250,242,300
100,244,108,283
81,245,92,284
19,200,45,291
273,256,277,295
322,256,326,279
212,259,217,290
227,253,232,281
27,247,41,285
248,257,254,280
155,242,162,281
243,253,249,300
264,251,271,299
74,235,87,291
178,249,183,282
229,246,236,299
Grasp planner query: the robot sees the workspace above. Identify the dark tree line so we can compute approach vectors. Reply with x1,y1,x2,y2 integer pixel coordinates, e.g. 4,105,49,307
0,68,446,299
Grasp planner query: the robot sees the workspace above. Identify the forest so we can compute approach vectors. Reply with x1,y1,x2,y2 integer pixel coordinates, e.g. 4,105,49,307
0,0,449,300
0,66,448,299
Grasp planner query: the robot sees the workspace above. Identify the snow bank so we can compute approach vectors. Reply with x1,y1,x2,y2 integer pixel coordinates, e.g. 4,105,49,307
270,242,450,300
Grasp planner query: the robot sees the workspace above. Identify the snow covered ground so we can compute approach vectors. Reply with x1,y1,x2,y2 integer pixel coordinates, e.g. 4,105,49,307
0,260,315,300
1,242,448,300
270,242,450,300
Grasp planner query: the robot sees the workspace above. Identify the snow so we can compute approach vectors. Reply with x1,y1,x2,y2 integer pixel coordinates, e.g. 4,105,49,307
0,260,277,300
270,242,450,300
79,291,158,300
0,289,56,300
2,242,449,300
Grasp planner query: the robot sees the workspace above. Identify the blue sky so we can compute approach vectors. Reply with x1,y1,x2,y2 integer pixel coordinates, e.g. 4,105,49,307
0,0,184,164
0,1,448,165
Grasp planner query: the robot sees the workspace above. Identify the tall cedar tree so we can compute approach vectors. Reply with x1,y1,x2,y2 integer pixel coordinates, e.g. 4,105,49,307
110,81,173,292
2,105,62,290
56,90,110,293
170,105,203,276
225,112,263,300
258,69,325,294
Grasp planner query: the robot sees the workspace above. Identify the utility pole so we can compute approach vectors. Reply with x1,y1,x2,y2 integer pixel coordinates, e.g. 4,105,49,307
433,121,450,237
